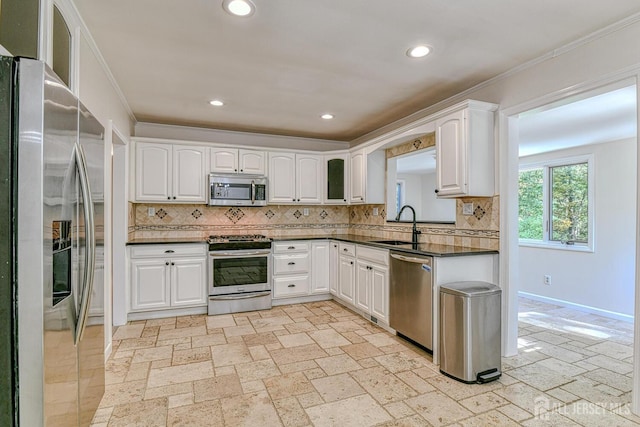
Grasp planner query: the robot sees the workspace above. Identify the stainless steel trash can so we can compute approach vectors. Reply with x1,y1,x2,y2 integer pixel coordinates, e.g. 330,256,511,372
439,281,501,383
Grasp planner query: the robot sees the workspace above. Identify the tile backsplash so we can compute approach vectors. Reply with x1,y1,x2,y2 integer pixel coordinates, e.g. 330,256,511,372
130,196,499,250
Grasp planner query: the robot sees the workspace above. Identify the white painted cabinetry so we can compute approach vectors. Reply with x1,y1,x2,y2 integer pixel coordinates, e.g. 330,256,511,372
324,154,349,204
135,142,207,203
435,100,497,197
268,152,323,204
272,241,310,298
355,246,389,324
311,241,330,294
329,241,339,295
338,243,356,304
349,149,385,204
210,148,266,175
129,244,207,315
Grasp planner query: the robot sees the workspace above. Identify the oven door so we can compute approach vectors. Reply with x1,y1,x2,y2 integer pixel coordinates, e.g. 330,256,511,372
209,249,272,295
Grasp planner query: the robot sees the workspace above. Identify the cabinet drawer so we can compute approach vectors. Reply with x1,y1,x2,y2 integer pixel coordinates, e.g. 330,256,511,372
357,246,389,266
338,242,356,257
273,275,310,298
273,253,309,275
273,241,310,253
130,243,206,258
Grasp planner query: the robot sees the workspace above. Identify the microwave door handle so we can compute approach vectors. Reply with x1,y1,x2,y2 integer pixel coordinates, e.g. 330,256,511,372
251,180,255,205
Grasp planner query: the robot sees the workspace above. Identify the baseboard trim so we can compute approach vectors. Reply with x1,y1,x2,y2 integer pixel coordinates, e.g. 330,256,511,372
127,306,207,321
518,291,634,323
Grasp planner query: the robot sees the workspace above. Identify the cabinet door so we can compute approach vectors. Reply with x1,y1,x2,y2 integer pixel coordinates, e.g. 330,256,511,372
355,260,370,313
296,154,323,204
173,145,207,202
329,242,339,295
239,149,266,175
130,259,170,310
370,264,389,323
349,151,365,203
268,152,296,203
211,148,238,173
325,154,348,204
311,241,330,294
135,143,171,202
170,257,207,307
436,109,467,196
338,255,355,304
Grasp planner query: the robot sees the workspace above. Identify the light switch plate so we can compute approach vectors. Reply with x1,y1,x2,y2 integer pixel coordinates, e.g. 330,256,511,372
303,208,309,216
373,208,379,216
148,207,156,217
462,203,473,215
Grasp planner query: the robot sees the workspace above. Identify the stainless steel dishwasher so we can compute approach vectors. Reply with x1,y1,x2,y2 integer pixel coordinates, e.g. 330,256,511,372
389,251,433,351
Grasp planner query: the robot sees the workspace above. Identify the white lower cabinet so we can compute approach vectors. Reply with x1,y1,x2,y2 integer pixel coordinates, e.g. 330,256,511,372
129,244,207,313
273,241,312,300
328,241,339,295
353,245,389,324
338,254,356,304
311,241,330,294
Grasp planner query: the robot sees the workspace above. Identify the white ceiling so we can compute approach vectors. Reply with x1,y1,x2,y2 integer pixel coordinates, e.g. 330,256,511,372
518,85,637,157
73,0,640,142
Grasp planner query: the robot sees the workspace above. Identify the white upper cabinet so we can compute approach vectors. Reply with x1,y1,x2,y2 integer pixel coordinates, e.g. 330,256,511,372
349,149,384,204
296,153,323,204
135,143,171,202
135,142,207,203
435,100,497,197
173,145,208,202
210,148,266,175
268,152,322,204
324,154,349,204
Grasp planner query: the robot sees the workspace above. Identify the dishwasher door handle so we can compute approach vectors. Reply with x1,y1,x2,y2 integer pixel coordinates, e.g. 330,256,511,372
390,253,432,265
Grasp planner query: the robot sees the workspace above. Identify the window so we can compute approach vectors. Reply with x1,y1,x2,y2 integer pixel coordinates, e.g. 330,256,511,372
519,156,593,250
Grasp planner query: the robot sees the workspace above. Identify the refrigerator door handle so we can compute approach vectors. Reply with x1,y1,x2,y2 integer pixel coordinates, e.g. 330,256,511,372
74,142,95,345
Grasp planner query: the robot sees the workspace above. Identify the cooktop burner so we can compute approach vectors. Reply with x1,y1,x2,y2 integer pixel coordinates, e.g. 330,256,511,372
207,234,272,251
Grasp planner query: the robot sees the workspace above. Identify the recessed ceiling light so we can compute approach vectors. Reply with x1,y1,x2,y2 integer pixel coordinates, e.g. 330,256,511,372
209,99,224,106
321,114,334,120
222,0,255,17
407,45,432,58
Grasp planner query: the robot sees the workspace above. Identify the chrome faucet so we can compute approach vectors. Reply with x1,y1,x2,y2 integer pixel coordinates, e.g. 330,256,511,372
396,204,421,245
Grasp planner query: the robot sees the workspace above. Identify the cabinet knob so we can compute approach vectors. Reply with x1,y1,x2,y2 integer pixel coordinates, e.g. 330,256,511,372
164,250,175,253
343,248,348,252
333,245,337,248
297,199,300,202
165,261,169,265
234,169,237,172
360,197,363,200
173,196,176,199
292,198,296,201
288,262,296,265
350,261,354,265
343,199,346,202
434,189,439,194
288,284,296,288
167,197,170,200
288,246,295,250
171,262,175,266
240,169,243,172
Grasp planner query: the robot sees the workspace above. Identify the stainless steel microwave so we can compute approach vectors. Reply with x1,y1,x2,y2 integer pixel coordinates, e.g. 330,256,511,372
209,174,268,206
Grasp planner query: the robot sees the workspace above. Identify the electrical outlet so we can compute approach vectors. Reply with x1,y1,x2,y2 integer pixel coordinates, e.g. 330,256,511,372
544,275,552,285
463,203,473,215
303,208,309,216
148,207,155,217
373,208,379,216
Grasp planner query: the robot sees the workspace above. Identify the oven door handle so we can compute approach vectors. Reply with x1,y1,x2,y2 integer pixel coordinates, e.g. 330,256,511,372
210,250,272,257
209,291,272,300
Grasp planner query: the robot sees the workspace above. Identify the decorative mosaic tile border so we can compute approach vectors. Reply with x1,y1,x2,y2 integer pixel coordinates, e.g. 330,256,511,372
386,133,435,159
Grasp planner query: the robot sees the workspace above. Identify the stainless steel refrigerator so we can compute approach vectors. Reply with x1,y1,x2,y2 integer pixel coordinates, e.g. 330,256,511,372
0,55,105,426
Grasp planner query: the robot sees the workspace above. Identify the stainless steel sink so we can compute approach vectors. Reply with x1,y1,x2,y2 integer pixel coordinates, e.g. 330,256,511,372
371,240,413,245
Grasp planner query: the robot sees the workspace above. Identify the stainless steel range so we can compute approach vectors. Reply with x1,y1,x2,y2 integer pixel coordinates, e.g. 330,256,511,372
207,234,272,315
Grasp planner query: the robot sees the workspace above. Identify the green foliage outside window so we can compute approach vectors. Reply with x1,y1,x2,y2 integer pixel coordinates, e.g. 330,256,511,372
551,163,588,243
518,161,589,245
519,169,544,240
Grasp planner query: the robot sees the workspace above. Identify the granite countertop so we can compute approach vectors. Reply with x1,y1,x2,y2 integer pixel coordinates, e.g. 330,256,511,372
271,234,498,257
127,234,497,257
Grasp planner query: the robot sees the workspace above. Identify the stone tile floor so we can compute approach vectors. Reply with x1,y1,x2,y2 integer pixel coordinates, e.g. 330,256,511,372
90,298,638,426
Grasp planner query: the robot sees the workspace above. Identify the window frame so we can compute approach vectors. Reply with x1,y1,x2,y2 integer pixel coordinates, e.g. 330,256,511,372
518,154,595,252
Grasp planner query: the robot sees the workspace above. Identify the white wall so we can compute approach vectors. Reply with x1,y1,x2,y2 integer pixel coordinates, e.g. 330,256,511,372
519,138,636,316
420,172,456,222
397,173,423,219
